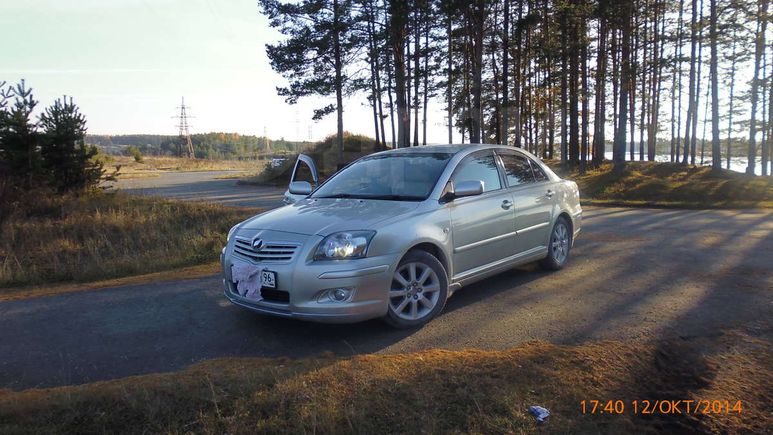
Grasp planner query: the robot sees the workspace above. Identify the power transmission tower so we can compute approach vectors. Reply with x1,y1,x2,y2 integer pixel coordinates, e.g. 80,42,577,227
174,97,195,158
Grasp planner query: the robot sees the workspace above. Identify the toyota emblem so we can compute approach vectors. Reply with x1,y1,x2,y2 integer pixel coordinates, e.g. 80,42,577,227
251,238,264,250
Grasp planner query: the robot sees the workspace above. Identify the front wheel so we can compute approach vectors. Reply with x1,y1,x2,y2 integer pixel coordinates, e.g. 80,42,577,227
539,216,572,270
384,250,448,329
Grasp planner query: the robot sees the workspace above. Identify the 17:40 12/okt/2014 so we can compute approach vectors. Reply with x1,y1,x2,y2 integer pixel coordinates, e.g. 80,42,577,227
580,399,744,415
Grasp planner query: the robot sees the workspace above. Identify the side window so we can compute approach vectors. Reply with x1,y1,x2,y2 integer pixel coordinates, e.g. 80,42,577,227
452,153,502,192
499,153,535,187
529,159,549,182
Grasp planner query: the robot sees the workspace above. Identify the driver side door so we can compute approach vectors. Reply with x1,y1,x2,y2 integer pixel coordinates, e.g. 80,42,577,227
448,151,517,278
283,154,319,204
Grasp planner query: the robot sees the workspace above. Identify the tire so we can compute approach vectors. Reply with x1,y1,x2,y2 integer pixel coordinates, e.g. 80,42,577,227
539,216,572,271
383,250,448,329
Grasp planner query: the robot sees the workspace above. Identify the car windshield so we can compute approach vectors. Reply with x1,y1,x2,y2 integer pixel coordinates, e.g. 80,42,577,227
312,152,453,201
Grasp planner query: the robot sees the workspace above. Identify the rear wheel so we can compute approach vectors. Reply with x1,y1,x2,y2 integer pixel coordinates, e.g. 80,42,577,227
539,216,572,270
384,250,448,329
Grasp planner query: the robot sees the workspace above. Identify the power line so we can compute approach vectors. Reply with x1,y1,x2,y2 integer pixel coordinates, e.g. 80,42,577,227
173,97,195,158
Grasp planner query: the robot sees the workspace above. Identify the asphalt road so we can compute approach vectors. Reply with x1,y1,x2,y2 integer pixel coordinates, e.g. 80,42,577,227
1,174,771,390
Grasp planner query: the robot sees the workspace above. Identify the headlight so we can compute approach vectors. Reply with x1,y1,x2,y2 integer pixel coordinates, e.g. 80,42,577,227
314,231,375,260
227,225,239,242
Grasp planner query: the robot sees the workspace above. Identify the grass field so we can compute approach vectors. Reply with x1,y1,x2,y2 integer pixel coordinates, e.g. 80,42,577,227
112,155,265,178
0,331,767,434
0,192,257,288
552,161,773,208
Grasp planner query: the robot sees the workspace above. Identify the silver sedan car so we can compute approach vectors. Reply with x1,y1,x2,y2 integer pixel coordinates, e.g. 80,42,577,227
221,144,581,328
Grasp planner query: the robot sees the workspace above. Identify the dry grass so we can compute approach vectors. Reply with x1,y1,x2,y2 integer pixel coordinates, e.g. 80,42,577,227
0,192,256,288
112,155,266,175
0,262,220,302
0,332,768,434
553,161,773,209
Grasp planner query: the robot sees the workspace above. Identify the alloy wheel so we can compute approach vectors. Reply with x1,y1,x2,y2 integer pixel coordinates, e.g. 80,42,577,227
551,222,570,265
389,262,441,321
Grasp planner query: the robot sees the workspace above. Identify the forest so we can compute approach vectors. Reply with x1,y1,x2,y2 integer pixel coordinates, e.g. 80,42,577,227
85,133,312,160
260,0,773,175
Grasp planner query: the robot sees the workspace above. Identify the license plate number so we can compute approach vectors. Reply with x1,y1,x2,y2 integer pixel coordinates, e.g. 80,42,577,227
261,270,276,288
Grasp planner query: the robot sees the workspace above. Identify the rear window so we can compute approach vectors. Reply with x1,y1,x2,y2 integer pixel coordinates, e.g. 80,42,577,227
499,153,535,187
530,159,549,182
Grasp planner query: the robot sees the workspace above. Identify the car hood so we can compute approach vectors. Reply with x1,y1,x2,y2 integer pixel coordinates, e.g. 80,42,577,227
239,198,421,236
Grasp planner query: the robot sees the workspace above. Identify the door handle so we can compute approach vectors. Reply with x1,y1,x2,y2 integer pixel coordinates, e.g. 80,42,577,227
545,190,555,198
501,200,513,210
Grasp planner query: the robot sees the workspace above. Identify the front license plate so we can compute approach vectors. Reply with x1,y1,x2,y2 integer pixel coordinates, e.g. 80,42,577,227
261,270,276,288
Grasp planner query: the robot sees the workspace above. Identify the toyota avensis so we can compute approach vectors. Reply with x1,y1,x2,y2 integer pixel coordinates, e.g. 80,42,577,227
221,144,581,328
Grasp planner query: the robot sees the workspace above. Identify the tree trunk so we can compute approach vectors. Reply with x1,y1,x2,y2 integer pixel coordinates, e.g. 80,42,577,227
366,3,381,148
333,0,344,164
513,2,523,147
389,0,410,148
614,0,633,173
386,47,397,148
682,0,698,164
569,10,580,165
639,0,648,161
763,48,770,175
690,0,704,166
766,51,773,175
369,0,387,149
501,0,510,146
612,28,619,155
648,1,664,161
413,6,421,147
422,20,429,146
469,0,485,144
726,30,737,170
447,15,453,144
560,6,568,166
593,14,607,165
581,34,589,174
629,5,637,161
709,0,720,169
675,0,685,161
748,0,768,174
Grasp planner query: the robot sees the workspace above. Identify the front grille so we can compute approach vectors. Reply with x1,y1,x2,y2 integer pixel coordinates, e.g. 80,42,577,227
260,288,290,303
233,237,299,263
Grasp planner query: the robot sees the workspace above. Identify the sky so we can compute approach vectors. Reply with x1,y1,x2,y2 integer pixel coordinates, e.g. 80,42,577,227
0,0,453,142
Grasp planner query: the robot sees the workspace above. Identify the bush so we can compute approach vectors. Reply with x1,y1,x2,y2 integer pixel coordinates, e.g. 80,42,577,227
126,145,143,162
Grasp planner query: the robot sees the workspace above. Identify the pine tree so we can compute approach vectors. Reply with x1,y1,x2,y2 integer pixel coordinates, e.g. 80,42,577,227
0,80,40,189
260,0,358,164
39,96,103,193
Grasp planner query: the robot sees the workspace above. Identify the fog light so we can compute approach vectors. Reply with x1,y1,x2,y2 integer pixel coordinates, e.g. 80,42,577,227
328,288,351,303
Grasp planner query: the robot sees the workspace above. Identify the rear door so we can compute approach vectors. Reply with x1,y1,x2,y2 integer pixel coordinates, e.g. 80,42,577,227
283,154,319,204
448,150,516,276
496,150,554,253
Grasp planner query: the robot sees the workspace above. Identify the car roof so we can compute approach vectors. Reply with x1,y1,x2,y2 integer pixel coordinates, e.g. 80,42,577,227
373,143,512,156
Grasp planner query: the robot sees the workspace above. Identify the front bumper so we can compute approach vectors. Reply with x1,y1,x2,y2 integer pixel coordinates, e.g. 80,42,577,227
221,239,399,323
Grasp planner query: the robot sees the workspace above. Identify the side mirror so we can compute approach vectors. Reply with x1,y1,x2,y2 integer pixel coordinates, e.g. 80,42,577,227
442,180,483,201
288,181,312,195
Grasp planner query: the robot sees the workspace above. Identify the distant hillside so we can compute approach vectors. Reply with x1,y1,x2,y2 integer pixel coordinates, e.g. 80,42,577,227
86,133,314,160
